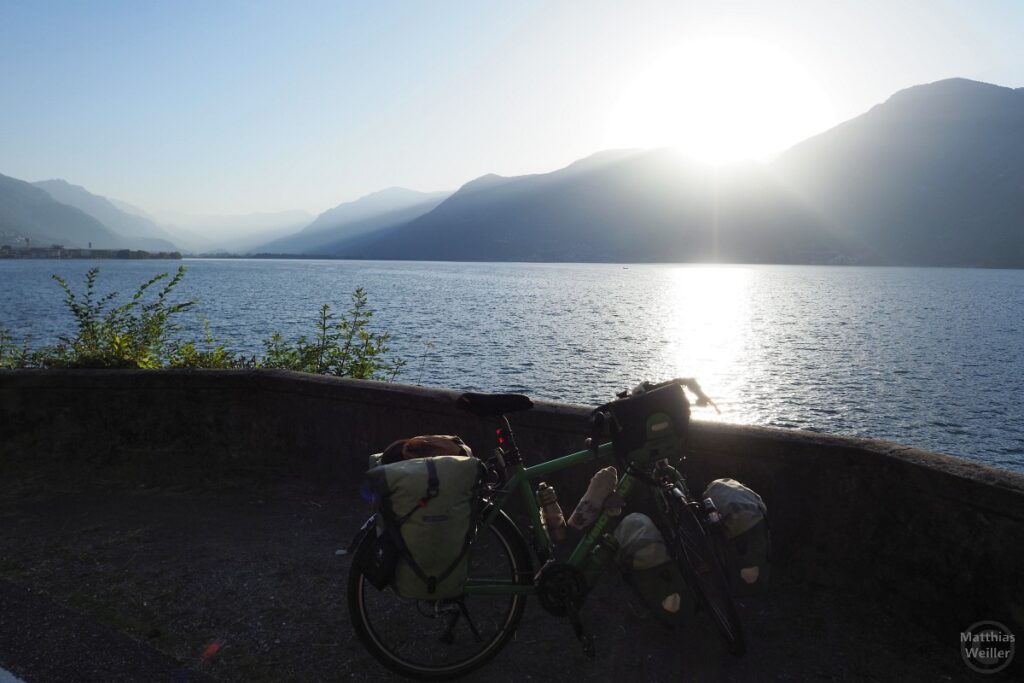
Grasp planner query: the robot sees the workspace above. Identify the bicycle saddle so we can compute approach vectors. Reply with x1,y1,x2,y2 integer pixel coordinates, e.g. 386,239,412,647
456,392,534,417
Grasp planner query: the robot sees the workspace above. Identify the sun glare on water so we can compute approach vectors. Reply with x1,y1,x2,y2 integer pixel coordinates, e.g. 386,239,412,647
606,37,834,164
660,266,754,422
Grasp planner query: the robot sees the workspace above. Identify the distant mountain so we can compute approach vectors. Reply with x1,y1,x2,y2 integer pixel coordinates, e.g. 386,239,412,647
33,179,179,252
0,173,127,249
152,209,314,254
258,187,450,255
324,78,1024,266
327,150,833,263
6,78,1021,266
773,78,1024,267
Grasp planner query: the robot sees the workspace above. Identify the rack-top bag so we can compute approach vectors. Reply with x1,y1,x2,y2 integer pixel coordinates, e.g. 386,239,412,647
368,435,473,469
365,455,483,600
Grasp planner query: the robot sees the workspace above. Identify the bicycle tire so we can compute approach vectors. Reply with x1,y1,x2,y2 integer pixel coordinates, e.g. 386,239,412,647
660,493,746,655
347,509,532,680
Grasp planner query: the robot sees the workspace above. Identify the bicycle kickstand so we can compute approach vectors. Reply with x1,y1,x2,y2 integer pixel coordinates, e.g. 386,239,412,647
438,599,483,645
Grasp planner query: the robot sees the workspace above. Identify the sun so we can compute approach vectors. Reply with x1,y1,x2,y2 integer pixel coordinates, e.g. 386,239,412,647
606,37,834,164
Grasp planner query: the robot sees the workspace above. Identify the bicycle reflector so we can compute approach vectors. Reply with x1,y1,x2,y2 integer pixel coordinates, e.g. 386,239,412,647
606,383,690,466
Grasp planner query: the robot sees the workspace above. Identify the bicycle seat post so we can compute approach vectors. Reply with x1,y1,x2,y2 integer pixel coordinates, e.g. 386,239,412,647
497,414,524,466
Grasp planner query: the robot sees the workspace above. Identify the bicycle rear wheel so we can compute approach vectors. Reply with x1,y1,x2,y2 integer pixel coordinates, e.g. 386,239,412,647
659,491,746,655
347,510,532,680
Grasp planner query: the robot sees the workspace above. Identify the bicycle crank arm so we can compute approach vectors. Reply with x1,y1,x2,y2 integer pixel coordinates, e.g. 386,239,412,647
565,601,596,659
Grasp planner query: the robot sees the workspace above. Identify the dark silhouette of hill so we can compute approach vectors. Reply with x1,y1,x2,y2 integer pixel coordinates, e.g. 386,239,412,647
0,173,126,249
33,179,179,252
328,150,834,263
326,78,1024,266
5,78,1021,265
774,78,1024,267
257,187,449,255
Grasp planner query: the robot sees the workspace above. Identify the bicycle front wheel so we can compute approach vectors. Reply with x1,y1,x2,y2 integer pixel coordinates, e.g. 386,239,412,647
659,491,746,655
347,510,532,680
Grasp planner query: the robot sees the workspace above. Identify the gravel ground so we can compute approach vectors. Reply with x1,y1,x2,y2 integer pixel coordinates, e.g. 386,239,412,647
0,479,1009,682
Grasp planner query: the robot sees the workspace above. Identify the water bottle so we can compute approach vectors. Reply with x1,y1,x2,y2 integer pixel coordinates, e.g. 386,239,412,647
537,482,566,542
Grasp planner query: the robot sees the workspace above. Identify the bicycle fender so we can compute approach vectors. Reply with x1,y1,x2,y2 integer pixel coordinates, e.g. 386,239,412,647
348,514,377,553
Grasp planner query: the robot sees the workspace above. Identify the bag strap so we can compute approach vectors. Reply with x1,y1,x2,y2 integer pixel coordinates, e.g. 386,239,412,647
393,458,440,526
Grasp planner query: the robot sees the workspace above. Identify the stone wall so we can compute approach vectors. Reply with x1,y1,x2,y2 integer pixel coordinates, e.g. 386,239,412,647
2,369,1022,634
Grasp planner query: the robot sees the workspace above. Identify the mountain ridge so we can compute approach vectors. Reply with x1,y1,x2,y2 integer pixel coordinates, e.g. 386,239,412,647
33,179,179,252
255,188,450,255
322,77,1024,266
1,174,130,249
773,77,1024,266
3,77,1022,266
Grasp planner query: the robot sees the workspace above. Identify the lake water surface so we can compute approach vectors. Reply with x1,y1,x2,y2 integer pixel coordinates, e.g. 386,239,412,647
2,259,1022,472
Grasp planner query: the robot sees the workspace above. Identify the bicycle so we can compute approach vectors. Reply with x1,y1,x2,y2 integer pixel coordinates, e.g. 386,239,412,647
347,378,745,680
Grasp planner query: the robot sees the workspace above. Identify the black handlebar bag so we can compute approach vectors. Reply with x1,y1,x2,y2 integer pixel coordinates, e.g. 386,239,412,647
605,383,691,467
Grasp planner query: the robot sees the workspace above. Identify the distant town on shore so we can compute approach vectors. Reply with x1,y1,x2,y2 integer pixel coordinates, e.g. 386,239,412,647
0,244,182,260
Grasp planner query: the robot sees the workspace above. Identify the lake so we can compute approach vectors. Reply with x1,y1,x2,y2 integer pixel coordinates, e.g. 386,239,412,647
2,258,1022,473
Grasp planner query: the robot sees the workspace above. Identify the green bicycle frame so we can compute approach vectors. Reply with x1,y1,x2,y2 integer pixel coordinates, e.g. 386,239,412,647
464,441,638,597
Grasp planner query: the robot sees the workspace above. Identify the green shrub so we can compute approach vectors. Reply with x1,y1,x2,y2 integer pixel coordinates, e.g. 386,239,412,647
0,328,37,369
167,320,253,369
260,290,406,380
0,267,404,380
44,266,195,368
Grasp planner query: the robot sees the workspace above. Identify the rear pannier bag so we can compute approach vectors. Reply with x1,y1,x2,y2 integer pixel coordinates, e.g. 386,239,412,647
365,455,483,600
614,513,694,625
702,478,771,595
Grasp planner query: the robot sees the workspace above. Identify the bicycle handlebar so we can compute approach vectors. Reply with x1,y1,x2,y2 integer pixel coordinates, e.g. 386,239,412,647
619,377,721,414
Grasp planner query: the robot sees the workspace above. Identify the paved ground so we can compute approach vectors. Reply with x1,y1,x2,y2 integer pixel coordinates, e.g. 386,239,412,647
0,579,212,682
0,479,1011,682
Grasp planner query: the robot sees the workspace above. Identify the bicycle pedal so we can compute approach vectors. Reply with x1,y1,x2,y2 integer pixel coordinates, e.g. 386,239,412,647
580,633,596,659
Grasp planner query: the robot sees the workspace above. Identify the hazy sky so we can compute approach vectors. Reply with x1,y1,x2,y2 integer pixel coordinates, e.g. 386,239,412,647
1,0,1022,216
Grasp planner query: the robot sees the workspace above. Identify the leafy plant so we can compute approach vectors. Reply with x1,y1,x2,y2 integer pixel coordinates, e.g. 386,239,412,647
0,268,404,380
167,319,252,369
44,266,195,368
0,327,36,369
259,289,406,380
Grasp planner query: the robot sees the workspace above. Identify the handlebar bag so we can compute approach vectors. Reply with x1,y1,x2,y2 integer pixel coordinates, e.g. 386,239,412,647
607,383,691,465
365,454,484,600
702,478,771,595
614,513,694,625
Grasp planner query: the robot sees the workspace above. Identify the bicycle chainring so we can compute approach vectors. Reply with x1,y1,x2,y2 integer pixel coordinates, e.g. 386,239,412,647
535,562,588,617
